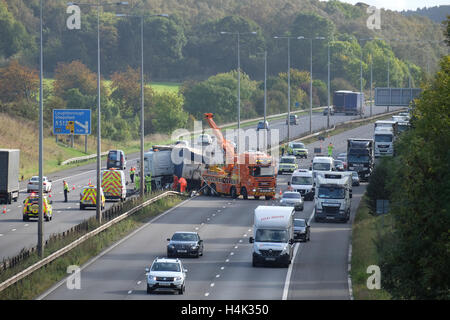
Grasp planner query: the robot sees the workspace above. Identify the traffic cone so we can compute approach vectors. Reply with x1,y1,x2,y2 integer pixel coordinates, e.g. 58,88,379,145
72,185,75,190
49,193,52,198
89,179,91,185
279,189,282,196
2,206,6,214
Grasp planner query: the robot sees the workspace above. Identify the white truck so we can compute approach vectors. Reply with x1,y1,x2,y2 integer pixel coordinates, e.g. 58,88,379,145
291,169,314,201
374,120,398,136
143,148,175,190
249,206,295,268
314,172,352,223
311,156,335,182
374,127,395,157
0,149,20,204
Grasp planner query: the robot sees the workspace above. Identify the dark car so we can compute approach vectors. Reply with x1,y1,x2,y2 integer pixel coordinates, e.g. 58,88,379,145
323,106,335,115
294,218,310,242
257,120,270,131
286,114,298,125
107,150,126,170
333,159,344,171
167,231,204,258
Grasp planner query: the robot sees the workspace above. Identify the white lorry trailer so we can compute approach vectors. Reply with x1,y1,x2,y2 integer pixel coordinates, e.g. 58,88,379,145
249,206,295,267
314,172,352,223
0,149,20,204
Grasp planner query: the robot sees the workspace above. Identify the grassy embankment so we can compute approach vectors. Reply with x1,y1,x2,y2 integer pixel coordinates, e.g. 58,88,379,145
0,82,180,180
0,194,185,300
351,195,393,299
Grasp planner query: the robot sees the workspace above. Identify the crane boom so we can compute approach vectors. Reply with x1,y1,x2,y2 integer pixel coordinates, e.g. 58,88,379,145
204,113,235,164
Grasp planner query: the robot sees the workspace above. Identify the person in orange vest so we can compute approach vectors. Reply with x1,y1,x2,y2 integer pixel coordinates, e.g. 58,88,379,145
172,175,179,191
130,167,136,183
179,177,187,193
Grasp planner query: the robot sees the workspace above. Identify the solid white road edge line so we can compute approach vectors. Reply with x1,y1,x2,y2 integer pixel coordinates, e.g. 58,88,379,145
282,208,315,300
35,195,196,300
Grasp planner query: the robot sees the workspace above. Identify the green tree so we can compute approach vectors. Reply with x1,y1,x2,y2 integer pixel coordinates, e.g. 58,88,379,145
0,2,32,59
151,92,188,134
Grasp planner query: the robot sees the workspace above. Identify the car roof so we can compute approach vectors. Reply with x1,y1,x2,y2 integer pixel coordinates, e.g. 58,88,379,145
283,191,301,195
294,218,306,222
153,257,182,264
281,155,296,159
173,231,198,235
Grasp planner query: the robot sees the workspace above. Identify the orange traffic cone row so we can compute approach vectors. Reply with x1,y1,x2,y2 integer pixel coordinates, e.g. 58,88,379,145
2,206,6,214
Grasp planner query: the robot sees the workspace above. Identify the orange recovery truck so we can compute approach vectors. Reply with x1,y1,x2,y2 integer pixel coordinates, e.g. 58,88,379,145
201,113,277,200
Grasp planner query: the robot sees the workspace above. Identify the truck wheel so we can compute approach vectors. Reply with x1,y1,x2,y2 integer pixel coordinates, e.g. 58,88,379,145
23,215,29,222
45,216,49,222
254,196,260,200
7,194,11,205
265,196,273,200
230,187,237,199
204,185,210,196
80,204,84,210
241,187,248,200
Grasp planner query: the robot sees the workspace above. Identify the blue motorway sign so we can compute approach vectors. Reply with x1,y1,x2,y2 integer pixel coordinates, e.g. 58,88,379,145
53,109,91,135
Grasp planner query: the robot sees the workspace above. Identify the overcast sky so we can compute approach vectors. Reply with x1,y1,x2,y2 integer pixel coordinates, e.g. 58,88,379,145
324,0,450,11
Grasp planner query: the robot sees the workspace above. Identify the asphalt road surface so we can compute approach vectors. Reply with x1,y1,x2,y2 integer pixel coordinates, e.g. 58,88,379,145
41,121,376,300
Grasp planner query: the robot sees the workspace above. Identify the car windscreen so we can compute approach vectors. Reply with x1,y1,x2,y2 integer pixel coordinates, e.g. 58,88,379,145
255,229,289,243
351,172,358,177
151,262,181,272
375,134,393,142
347,154,369,163
318,187,345,199
108,151,118,161
294,220,305,227
313,162,331,171
30,176,39,182
282,193,301,199
291,176,312,185
250,166,275,177
334,161,343,166
280,158,295,164
292,143,305,149
171,233,198,241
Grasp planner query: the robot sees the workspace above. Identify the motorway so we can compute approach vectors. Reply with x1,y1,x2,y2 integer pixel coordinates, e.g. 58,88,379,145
40,121,375,300
0,106,398,266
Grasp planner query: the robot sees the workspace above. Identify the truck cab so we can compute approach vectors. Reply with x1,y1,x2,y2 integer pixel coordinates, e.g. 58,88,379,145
314,172,352,223
311,156,334,182
374,127,395,157
291,169,314,201
249,206,295,267
347,138,374,181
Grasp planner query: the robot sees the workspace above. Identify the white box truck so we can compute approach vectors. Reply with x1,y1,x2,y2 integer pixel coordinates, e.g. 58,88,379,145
0,149,20,204
249,206,295,267
314,172,352,223
374,127,395,157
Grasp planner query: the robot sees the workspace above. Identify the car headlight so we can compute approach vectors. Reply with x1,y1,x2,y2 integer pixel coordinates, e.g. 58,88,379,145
149,276,157,281
252,189,256,192
316,208,322,213
175,276,183,281
191,245,199,249
168,245,175,249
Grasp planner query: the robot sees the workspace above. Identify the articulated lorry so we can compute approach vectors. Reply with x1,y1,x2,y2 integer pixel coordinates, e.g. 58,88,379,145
143,146,175,190
0,149,20,204
314,172,352,223
347,139,374,181
333,90,364,115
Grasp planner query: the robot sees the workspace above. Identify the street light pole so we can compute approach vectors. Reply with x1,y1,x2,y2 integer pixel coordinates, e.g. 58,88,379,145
387,57,390,112
70,1,129,224
38,0,44,258
310,37,313,132
116,13,168,199
327,39,330,129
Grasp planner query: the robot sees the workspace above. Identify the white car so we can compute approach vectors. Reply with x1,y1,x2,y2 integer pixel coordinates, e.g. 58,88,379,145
27,176,52,193
197,134,212,146
146,258,187,294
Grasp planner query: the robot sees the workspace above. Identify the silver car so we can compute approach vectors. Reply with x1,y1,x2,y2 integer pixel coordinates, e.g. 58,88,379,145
279,191,304,211
294,218,310,242
351,171,360,186
146,258,187,294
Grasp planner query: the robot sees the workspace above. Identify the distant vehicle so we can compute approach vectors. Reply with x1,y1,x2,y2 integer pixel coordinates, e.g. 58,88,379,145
197,134,212,146
397,121,410,134
287,142,308,158
286,114,298,125
145,258,187,294
80,185,105,210
257,120,270,131
291,169,314,201
107,150,126,170
374,120,398,136
0,149,20,204
101,169,127,202
167,231,204,258
333,90,364,115
351,171,360,186
249,206,295,267
347,139,374,181
23,194,52,221
398,112,411,120
311,156,335,181
333,159,344,171
323,106,335,116
280,191,304,211
27,176,52,193
144,149,175,190
294,218,310,242
174,140,189,147
278,156,298,174
336,153,347,169
315,172,352,223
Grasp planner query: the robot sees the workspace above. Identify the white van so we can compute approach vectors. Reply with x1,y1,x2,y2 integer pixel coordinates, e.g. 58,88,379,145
291,169,314,201
249,206,295,268
311,156,335,181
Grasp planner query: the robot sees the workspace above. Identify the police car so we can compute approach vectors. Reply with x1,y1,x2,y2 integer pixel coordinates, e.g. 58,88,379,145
23,193,53,221
80,185,105,210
